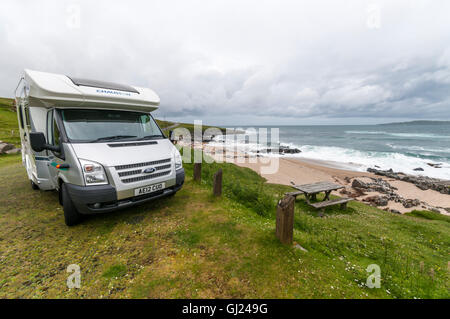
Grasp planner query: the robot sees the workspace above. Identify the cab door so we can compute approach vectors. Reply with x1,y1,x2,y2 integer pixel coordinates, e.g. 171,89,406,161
46,109,64,188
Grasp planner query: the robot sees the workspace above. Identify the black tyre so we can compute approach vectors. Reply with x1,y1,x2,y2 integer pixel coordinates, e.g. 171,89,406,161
61,183,82,226
31,180,39,190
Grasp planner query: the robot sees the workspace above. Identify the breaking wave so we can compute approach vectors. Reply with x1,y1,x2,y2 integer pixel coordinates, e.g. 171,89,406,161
346,131,450,139
210,135,450,180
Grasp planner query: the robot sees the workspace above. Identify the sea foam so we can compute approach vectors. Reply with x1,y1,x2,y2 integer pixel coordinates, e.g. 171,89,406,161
210,135,450,180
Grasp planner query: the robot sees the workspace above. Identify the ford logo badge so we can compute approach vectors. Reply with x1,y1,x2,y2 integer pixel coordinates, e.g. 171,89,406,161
143,167,156,174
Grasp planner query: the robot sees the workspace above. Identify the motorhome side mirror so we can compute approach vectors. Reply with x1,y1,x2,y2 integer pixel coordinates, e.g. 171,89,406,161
29,132,47,152
30,132,61,153
168,130,173,141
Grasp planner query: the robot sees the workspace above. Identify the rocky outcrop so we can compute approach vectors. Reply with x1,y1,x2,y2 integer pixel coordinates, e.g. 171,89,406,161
0,142,14,153
5,148,21,154
339,187,366,198
352,178,397,195
0,141,20,155
350,176,425,209
367,168,450,195
279,146,301,154
402,198,421,208
363,195,389,206
257,146,301,155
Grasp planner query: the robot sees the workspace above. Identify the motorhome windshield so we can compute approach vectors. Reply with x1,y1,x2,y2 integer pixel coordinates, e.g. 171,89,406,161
60,109,164,143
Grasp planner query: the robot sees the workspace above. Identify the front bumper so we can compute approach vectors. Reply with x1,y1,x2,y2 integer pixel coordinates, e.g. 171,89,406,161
66,168,185,215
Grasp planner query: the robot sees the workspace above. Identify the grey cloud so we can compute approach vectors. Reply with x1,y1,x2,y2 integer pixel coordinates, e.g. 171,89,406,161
0,0,449,125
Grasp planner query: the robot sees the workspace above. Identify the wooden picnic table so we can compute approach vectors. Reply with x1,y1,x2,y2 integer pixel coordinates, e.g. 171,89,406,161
293,181,344,204
289,181,352,215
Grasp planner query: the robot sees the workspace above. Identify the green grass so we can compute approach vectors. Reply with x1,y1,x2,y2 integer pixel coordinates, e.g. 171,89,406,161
155,119,178,131
1,99,449,299
0,153,22,166
0,97,20,146
102,264,127,279
405,210,450,223
183,150,275,217
0,150,448,298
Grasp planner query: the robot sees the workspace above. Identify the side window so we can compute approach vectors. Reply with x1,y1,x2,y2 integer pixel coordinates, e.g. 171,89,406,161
18,104,24,129
47,110,53,144
24,105,31,130
53,117,61,148
15,80,26,129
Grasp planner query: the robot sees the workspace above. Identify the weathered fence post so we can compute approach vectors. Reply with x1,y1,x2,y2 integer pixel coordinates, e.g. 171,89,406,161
213,169,222,196
275,195,295,245
193,163,202,182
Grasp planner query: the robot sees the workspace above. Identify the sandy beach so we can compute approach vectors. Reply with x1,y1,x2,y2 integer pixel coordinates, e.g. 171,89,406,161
194,142,450,215
236,156,450,214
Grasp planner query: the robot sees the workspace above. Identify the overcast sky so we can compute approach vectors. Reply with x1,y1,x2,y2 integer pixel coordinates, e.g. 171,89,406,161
1,0,449,125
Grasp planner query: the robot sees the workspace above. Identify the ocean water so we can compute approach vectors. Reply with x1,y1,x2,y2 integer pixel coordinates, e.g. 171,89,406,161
213,123,450,180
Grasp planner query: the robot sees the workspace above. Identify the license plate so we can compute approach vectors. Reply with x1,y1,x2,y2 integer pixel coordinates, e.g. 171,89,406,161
134,182,165,196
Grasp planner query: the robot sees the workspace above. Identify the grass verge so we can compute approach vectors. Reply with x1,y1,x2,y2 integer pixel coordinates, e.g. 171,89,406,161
0,151,448,298
0,98,20,146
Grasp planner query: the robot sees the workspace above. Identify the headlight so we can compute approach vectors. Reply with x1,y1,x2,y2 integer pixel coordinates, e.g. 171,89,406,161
79,159,108,185
174,150,183,170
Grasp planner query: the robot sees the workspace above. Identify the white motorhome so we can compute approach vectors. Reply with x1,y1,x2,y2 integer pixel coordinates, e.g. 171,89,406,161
15,69,184,226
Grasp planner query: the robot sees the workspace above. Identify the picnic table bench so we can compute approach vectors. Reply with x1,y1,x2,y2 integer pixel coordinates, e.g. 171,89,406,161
287,181,352,215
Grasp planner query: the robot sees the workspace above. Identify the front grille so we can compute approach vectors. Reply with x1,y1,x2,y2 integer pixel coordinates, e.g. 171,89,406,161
118,169,142,177
115,158,171,171
115,159,173,184
154,164,171,171
121,170,171,184
117,164,172,178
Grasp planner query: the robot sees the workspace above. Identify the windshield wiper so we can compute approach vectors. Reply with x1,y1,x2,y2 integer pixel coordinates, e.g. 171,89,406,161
138,135,164,140
91,135,137,142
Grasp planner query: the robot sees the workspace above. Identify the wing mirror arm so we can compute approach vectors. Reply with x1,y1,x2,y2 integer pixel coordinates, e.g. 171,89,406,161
46,144,61,152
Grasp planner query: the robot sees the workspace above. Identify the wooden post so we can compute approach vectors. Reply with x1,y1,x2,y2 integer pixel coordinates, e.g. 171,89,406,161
213,168,222,196
193,163,202,182
276,195,295,245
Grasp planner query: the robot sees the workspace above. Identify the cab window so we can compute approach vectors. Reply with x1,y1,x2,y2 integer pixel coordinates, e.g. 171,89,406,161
53,116,60,148
47,110,53,144
24,105,31,130
18,104,25,129
51,112,63,158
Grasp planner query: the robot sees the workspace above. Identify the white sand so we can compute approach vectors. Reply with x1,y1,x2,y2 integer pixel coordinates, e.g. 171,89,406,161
205,149,450,214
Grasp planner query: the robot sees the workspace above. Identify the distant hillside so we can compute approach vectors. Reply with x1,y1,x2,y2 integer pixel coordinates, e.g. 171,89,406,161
379,120,450,126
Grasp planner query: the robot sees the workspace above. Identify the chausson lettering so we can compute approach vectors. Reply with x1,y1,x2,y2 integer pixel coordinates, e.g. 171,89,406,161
96,89,131,96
